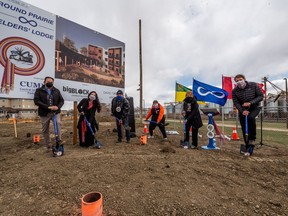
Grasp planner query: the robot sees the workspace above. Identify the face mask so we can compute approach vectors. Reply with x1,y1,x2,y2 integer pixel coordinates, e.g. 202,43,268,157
153,103,158,108
236,80,246,89
117,95,122,100
89,95,96,100
45,82,53,88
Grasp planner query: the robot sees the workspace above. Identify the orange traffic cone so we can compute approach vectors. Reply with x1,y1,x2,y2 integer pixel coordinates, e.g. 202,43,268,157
143,124,148,134
231,127,240,140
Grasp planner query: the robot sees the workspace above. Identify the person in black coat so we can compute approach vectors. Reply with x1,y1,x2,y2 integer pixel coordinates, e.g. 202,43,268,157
232,74,263,150
34,76,64,150
77,91,101,147
111,90,130,143
182,91,203,149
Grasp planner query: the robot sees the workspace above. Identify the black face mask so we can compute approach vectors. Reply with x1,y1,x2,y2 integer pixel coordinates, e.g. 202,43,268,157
45,82,53,88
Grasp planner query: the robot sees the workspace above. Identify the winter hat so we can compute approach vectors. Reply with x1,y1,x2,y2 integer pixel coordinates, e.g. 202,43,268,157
116,90,123,95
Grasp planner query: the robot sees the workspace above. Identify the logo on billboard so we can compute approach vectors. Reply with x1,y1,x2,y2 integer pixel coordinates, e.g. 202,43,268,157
63,86,89,95
0,37,45,93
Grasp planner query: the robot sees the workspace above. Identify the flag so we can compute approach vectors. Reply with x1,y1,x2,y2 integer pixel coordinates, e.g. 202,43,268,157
258,83,266,94
222,76,232,99
175,82,191,102
175,82,206,104
193,79,229,106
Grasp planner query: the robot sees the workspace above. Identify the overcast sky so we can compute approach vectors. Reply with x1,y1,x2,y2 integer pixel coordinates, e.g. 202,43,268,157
23,0,288,107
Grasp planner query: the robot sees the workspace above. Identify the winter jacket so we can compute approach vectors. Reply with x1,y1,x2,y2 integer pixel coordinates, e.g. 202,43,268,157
232,81,263,115
77,98,101,129
34,85,64,116
182,96,203,129
145,103,165,123
111,97,130,119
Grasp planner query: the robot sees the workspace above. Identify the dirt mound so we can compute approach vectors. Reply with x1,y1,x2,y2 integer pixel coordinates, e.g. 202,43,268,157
0,120,287,215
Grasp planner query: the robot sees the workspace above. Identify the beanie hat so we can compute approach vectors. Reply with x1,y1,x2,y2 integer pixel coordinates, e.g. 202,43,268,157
116,90,123,95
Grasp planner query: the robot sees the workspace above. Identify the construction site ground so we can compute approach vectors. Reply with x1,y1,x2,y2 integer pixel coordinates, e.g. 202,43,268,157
0,118,287,216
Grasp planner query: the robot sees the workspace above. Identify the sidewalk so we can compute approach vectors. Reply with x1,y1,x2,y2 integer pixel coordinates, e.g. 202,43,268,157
166,119,288,132
215,123,288,132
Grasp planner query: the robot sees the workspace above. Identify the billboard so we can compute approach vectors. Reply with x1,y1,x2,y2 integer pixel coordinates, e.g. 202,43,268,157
0,0,125,103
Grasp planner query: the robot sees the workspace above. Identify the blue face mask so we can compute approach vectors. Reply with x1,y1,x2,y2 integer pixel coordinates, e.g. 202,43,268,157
117,95,122,100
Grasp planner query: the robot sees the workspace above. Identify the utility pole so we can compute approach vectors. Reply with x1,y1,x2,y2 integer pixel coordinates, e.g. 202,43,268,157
139,19,143,122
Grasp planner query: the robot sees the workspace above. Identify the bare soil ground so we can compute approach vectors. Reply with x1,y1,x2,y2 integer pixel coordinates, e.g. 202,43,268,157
0,118,287,216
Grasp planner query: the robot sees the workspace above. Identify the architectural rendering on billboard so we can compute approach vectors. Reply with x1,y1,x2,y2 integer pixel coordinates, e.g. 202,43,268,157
0,0,125,103
54,16,125,102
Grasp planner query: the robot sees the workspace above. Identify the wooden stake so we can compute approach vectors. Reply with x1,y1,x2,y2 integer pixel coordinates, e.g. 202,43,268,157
9,118,17,138
73,101,78,145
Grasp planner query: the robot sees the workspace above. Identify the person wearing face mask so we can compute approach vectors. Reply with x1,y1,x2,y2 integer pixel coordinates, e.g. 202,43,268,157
232,74,263,153
34,76,64,151
111,90,130,143
77,91,102,147
145,100,167,140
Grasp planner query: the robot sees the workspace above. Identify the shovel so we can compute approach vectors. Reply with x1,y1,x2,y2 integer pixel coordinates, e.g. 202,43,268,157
144,119,169,127
240,115,254,156
52,113,64,157
180,118,186,147
84,116,102,149
115,117,131,130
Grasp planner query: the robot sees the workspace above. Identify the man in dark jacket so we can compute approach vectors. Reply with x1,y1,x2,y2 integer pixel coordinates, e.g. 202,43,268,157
34,76,64,150
111,90,130,143
182,91,203,149
232,74,263,152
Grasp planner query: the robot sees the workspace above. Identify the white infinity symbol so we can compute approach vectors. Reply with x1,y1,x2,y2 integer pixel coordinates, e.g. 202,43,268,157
197,87,226,99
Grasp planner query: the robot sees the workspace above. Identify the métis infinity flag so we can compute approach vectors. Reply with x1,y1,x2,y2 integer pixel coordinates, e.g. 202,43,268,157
193,79,229,106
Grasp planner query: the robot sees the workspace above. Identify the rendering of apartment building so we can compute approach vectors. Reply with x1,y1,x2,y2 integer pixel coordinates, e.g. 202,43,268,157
87,44,125,76
107,47,125,76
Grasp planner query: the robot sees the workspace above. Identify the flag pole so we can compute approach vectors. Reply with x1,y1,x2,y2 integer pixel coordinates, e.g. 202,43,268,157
175,80,177,102
221,75,225,139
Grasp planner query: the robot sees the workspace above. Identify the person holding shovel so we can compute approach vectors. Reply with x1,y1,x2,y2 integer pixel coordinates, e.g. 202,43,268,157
145,100,167,140
111,90,130,143
34,76,64,151
77,91,101,147
182,91,203,149
232,74,264,155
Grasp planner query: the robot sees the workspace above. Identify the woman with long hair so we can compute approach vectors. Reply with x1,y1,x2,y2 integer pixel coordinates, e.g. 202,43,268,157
77,91,101,147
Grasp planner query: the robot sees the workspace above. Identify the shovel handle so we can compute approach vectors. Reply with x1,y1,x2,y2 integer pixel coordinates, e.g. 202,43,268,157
245,115,248,136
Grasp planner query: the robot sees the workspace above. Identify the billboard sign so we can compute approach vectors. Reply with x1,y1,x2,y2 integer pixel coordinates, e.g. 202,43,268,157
0,0,125,103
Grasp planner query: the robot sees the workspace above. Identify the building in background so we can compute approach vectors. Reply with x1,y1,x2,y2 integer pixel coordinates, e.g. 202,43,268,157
0,99,37,119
